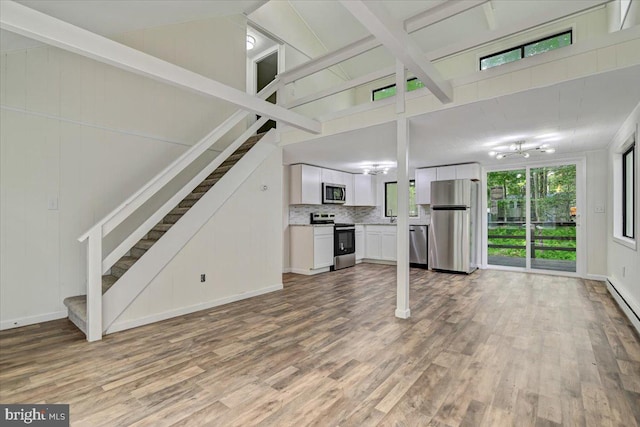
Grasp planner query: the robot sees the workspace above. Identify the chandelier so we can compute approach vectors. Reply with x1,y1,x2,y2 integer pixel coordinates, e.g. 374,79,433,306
363,164,390,175
489,141,555,160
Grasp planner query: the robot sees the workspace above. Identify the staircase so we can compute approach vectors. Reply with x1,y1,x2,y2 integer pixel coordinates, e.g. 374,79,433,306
64,133,264,335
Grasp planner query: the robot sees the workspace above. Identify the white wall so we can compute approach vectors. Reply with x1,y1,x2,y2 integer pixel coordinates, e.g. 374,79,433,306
111,148,283,330
0,15,247,328
607,102,640,317
585,150,609,277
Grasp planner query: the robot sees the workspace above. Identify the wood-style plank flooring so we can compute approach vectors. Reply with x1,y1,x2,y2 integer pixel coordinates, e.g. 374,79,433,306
1,265,639,426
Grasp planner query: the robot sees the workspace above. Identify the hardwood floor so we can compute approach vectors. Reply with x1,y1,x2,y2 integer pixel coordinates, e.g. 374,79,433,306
1,265,639,426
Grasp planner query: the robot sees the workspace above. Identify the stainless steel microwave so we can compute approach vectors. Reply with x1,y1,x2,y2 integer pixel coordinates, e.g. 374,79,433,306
322,183,346,204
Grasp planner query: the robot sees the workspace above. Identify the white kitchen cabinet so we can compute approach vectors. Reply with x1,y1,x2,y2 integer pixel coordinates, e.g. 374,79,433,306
415,163,481,204
381,228,397,261
455,163,481,180
289,226,334,274
314,228,335,268
343,172,355,206
415,168,437,205
290,164,321,205
365,229,382,259
321,168,340,185
355,225,365,261
436,166,456,180
364,225,397,261
354,174,376,206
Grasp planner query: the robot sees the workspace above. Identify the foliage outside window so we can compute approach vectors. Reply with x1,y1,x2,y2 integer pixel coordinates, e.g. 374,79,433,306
480,31,572,70
372,78,425,101
385,181,418,217
623,144,635,239
487,166,577,262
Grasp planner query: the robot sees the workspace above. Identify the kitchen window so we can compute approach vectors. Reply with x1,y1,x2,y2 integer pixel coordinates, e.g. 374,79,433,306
623,143,635,239
385,181,418,217
480,30,572,70
372,78,425,101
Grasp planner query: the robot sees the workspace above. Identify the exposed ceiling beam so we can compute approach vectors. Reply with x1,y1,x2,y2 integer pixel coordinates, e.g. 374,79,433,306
339,0,453,103
0,0,321,134
284,66,395,109
426,0,610,61
482,1,497,31
404,0,488,32
279,35,379,84
278,0,484,85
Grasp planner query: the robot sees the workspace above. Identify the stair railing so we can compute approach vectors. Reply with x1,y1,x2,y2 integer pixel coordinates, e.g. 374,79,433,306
77,78,282,341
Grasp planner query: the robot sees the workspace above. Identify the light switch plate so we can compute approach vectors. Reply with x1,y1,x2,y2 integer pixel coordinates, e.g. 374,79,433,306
48,195,58,210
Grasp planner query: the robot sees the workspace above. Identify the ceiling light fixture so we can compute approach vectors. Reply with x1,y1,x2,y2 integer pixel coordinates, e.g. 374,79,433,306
246,35,256,50
363,164,390,175
489,140,555,160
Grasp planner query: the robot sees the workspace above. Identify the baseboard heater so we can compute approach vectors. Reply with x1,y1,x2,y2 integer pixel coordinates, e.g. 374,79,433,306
607,278,640,325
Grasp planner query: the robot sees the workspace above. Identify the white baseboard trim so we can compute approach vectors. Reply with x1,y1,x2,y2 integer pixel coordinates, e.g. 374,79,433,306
584,273,607,281
0,310,68,331
395,308,411,319
289,267,330,276
106,284,283,334
282,267,292,273
606,277,640,336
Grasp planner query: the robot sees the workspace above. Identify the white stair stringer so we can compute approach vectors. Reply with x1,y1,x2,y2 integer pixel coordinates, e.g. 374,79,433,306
101,130,279,333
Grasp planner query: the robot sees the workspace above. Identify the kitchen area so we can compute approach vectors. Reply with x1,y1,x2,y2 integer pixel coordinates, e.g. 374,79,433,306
285,162,482,276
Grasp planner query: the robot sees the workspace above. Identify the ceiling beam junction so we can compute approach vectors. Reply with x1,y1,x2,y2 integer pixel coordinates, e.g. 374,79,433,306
278,0,485,85
339,0,453,103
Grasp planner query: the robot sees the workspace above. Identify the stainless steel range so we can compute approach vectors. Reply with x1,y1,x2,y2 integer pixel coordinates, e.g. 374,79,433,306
310,213,355,271
332,223,355,270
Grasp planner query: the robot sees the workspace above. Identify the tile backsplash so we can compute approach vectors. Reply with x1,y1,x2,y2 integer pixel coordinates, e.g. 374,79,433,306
288,205,430,225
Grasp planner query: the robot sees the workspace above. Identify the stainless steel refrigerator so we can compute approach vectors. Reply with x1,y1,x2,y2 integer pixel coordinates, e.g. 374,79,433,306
429,179,478,274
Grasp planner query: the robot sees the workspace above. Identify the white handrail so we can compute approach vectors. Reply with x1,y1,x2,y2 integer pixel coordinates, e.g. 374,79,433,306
101,116,269,273
78,78,282,243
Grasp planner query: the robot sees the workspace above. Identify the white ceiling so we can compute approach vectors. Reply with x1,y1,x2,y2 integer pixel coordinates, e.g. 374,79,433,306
283,64,640,173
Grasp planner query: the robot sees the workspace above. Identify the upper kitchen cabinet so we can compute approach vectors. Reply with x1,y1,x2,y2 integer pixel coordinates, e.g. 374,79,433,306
455,163,482,180
290,164,321,205
415,163,481,204
415,168,437,205
354,174,376,206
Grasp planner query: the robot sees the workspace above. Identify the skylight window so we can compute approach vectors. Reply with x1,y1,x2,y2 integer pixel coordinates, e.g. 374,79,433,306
480,30,572,71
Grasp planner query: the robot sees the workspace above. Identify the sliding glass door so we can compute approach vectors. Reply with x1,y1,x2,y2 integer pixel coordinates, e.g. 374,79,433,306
487,163,578,274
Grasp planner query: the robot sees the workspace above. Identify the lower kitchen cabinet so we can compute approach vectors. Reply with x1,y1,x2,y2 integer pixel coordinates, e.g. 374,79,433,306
364,225,397,262
355,225,365,261
289,226,334,275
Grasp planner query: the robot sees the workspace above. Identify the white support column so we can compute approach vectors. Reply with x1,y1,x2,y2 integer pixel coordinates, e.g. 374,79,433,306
395,116,410,319
395,59,410,319
395,60,406,114
86,227,103,341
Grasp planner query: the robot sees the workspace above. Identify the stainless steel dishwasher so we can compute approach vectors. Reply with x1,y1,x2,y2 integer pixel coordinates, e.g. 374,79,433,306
409,225,428,269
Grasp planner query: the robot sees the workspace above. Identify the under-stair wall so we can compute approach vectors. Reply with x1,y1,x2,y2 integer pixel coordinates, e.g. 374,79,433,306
108,137,284,333
0,14,247,330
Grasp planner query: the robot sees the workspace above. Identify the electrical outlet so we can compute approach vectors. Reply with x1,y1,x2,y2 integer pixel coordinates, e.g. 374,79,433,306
594,206,605,213
200,274,206,282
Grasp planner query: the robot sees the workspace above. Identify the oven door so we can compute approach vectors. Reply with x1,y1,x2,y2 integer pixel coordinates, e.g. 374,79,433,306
334,227,355,255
